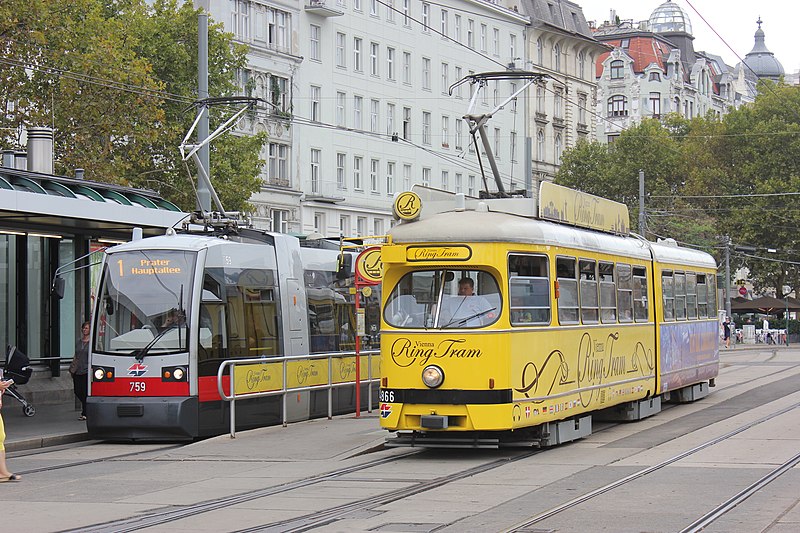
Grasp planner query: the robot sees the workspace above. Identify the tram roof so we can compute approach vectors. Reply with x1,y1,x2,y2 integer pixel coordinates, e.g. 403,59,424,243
389,209,716,269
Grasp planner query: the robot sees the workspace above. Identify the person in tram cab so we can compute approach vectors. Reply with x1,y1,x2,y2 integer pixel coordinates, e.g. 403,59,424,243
441,277,494,327
160,308,186,331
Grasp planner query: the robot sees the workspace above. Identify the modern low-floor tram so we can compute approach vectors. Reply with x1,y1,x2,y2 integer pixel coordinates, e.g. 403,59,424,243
379,186,719,447
87,227,379,440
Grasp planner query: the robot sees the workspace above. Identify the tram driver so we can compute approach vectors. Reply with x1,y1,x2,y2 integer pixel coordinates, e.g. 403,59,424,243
440,277,495,327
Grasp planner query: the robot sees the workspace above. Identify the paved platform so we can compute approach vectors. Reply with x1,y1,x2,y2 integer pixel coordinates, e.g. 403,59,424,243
2,399,90,452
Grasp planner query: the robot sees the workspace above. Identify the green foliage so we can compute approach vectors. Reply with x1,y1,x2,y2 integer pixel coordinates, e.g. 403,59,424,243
0,0,265,212
556,83,800,296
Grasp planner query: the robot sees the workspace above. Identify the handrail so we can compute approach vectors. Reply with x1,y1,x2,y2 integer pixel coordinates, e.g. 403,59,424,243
216,349,380,438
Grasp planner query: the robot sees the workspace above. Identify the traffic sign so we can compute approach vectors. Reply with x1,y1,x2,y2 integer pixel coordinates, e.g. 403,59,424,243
739,286,747,296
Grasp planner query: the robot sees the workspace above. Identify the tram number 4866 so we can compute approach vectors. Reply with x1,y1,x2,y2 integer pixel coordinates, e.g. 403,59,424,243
379,389,395,402
130,382,146,393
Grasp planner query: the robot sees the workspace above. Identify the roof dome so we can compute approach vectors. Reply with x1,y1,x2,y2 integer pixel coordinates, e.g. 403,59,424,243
649,0,693,34
742,20,784,80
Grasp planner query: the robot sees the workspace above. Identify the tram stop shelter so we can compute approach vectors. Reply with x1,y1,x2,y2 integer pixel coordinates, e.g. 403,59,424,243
730,295,800,315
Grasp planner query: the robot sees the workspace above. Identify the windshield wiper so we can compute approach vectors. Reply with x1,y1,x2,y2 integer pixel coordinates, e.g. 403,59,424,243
133,325,180,362
442,307,497,328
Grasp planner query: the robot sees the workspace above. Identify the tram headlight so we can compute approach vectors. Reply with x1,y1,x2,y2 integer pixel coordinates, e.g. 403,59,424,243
421,365,444,388
92,366,114,382
94,368,105,381
162,366,187,382
173,367,185,381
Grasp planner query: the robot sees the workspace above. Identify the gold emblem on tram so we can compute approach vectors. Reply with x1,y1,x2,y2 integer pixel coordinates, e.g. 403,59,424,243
393,191,422,221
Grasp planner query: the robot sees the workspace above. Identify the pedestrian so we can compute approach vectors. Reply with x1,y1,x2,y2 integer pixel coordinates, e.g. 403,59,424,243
722,316,732,348
0,375,21,481
70,321,90,421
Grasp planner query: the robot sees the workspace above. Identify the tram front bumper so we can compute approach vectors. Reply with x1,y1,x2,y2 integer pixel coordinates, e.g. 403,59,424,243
87,396,199,441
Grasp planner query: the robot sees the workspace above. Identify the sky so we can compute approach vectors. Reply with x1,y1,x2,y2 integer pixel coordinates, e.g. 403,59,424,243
581,0,799,74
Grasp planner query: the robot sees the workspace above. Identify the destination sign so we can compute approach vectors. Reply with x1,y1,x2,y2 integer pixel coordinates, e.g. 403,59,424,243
121,258,182,276
406,245,472,262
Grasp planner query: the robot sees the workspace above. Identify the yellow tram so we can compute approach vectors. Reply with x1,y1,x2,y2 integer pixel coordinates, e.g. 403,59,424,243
379,184,719,447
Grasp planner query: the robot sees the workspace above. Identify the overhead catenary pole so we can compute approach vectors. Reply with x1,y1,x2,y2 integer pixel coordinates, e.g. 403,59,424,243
725,236,731,317
197,3,211,212
638,170,646,236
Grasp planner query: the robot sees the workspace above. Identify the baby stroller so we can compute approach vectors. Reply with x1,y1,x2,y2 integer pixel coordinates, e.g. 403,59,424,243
3,345,36,417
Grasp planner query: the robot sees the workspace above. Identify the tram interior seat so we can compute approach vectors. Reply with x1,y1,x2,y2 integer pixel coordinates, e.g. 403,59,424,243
390,294,425,327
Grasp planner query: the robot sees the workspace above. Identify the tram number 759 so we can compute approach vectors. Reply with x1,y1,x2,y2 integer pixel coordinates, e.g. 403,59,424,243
379,389,395,402
130,381,146,393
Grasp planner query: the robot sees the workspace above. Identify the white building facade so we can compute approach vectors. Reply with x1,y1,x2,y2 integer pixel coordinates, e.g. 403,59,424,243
209,0,529,237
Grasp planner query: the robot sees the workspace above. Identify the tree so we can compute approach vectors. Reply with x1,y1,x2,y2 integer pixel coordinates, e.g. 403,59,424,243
0,0,265,212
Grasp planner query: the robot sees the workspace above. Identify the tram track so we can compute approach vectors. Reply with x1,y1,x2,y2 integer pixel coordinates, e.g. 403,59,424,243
501,401,800,533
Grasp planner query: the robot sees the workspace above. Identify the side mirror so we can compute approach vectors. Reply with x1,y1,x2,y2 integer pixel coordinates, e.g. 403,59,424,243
52,277,66,299
336,253,353,280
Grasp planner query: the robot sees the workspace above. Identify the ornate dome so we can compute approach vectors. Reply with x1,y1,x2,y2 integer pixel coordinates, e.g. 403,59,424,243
742,20,784,80
649,0,693,34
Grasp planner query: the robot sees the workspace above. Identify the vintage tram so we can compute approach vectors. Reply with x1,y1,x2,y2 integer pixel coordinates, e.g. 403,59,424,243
379,184,719,447
86,225,379,440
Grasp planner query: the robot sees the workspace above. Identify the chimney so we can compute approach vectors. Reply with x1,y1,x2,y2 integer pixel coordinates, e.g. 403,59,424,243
27,127,54,174
2,149,14,168
14,150,27,170
75,168,85,180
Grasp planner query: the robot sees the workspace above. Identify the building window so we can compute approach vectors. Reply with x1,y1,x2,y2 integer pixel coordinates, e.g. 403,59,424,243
649,71,661,82
441,62,448,93
608,95,628,117
310,24,320,61
340,215,350,236
421,2,429,31
441,170,449,190
374,218,384,236
269,75,289,112
510,131,517,162
354,156,363,190
310,149,321,194
536,37,543,65
510,33,516,61
357,217,366,237
455,173,463,193
422,57,431,90
268,142,288,185
403,163,411,190
353,37,363,72
387,47,395,80
441,115,449,147
555,134,562,165
610,60,624,79
650,92,661,116
336,152,346,189
454,15,461,42
336,91,346,127
440,9,448,36
422,167,431,186
454,66,462,97
422,111,431,145
402,52,411,84
537,130,544,161
467,19,474,49
536,85,544,113
553,44,561,71
310,85,321,122
271,209,288,233
468,174,475,196
370,99,379,132
480,23,487,52
387,103,395,135
493,28,500,55
386,161,395,195
577,52,585,79
370,0,378,16
370,42,379,76
370,158,379,192
354,95,363,129
314,212,324,234
455,118,463,150
494,127,501,158
336,32,346,68
403,106,411,140
402,0,410,26
232,0,250,41
554,89,563,118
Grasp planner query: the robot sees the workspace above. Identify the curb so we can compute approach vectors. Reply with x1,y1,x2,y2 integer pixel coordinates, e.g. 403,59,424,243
6,432,91,453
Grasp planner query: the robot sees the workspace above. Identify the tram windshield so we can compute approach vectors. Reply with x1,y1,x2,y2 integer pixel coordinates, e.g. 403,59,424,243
384,269,501,329
94,250,196,355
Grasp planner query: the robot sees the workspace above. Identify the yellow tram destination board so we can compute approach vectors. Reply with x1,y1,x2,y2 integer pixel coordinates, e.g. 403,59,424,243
538,181,630,235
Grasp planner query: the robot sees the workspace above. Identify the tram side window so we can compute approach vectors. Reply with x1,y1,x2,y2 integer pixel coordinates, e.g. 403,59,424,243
662,271,674,321
599,261,616,323
227,269,280,358
674,272,687,320
198,273,226,376
633,266,648,322
579,259,598,324
508,254,550,325
707,274,717,314
686,272,698,319
616,264,634,322
697,274,708,318
556,256,578,324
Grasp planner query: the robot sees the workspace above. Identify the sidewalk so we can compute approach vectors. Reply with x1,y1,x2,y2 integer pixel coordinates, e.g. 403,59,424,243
2,399,90,453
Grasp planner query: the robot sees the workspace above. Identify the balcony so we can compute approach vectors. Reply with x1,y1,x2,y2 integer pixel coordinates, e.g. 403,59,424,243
265,177,291,189
304,0,344,17
304,181,345,203
576,122,589,134
552,117,565,129
534,112,548,125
